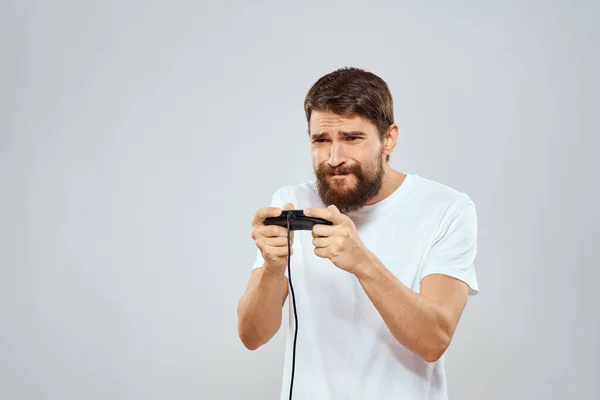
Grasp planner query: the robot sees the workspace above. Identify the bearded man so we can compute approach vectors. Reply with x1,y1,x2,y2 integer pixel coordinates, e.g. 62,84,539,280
237,67,479,400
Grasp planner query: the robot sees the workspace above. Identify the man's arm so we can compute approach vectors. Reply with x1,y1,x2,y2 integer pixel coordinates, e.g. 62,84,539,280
238,201,295,350
354,256,469,362
305,196,478,362
237,267,289,350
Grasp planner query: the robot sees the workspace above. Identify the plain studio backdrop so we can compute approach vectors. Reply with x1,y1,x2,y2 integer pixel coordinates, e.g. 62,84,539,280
1,0,599,399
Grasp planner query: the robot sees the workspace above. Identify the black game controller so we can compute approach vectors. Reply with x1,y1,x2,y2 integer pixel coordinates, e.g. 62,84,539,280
264,210,333,230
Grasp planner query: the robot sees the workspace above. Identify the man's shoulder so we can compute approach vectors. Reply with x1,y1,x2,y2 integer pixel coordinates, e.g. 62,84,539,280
277,180,316,193
274,180,317,196
268,180,320,208
410,174,475,211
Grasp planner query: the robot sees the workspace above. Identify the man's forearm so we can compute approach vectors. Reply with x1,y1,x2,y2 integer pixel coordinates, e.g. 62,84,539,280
237,267,287,350
354,252,452,362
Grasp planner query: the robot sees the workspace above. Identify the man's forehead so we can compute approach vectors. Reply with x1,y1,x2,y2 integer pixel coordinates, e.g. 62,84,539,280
311,111,362,125
309,111,372,134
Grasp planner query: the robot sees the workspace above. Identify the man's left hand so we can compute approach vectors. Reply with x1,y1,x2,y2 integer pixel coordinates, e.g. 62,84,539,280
304,205,370,274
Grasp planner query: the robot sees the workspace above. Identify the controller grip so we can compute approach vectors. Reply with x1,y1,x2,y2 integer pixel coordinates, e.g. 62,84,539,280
264,210,332,231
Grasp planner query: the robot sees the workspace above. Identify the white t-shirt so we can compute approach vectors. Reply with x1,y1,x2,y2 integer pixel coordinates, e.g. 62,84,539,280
251,173,479,400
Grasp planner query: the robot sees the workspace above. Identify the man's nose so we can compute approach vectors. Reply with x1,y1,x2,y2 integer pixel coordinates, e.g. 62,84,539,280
328,142,346,167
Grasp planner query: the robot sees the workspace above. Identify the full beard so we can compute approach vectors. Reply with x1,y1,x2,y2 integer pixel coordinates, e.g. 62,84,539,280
315,156,385,215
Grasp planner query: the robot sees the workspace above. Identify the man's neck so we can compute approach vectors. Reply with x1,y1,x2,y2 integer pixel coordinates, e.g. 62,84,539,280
365,165,406,206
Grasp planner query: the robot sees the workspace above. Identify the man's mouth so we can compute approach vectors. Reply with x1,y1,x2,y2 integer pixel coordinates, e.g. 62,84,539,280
329,171,352,176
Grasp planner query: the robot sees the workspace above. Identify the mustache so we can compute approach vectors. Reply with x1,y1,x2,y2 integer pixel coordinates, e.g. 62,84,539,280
319,164,360,176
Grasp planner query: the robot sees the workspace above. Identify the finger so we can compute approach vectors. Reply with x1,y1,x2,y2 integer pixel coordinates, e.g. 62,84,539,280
253,207,283,226
256,225,290,238
257,237,287,251
314,247,327,258
312,224,338,238
304,204,345,225
312,237,330,248
253,227,295,250
262,236,290,247
259,244,292,258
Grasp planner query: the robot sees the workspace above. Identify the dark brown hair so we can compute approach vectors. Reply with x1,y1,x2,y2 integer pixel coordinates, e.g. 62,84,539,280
304,67,395,161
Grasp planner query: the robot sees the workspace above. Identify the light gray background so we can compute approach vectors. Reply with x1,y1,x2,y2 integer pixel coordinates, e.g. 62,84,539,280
1,1,598,399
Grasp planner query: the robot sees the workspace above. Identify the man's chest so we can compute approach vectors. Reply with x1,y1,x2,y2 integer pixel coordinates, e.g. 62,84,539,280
289,216,433,316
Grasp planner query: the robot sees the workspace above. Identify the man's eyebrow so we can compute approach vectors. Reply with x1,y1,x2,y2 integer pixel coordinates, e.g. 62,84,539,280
311,131,366,140
341,131,367,137
311,132,328,140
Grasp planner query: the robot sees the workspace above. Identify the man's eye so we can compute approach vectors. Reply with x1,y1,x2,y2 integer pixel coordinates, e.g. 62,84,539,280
347,136,360,141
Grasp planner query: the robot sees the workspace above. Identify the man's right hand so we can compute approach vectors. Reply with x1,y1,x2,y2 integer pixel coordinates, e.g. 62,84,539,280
251,202,295,274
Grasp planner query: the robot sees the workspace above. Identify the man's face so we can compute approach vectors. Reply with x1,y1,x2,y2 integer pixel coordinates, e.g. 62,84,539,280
309,111,386,214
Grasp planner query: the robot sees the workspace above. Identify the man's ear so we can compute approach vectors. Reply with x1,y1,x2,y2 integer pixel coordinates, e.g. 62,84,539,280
383,123,399,158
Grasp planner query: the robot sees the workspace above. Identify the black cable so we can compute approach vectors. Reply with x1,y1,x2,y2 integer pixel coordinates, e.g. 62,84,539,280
286,212,298,400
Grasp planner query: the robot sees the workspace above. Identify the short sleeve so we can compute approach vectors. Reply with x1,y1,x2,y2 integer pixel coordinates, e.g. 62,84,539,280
420,194,479,295
251,189,288,274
